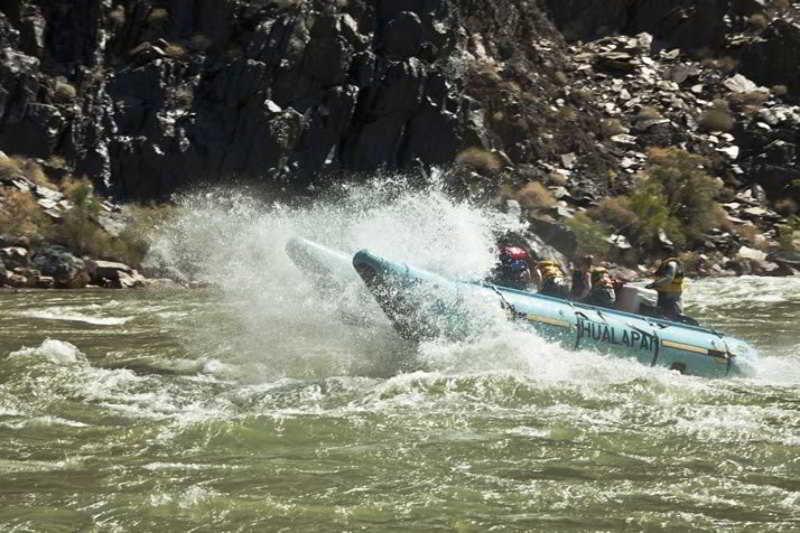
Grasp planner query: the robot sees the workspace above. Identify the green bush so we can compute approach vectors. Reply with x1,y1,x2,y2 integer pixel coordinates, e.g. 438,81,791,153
595,148,725,251
646,148,724,240
626,178,683,247
566,213,611,258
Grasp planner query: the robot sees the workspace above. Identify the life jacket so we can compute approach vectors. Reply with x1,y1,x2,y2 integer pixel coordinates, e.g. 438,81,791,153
537,260,564,282
654,258,684,295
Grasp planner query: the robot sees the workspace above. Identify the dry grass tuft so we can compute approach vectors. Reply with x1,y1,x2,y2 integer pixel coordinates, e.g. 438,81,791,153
593,196,639,230
600,118,627,138
515,182,556,210
147,7,169,24
0,188,52,239
699,100,735,132
164,43,187,58
0,155,52,186
455,147,502,173
636,106,664,121
748,13,769,30
775,197,798,216
0,156,24,181
53,80,77,103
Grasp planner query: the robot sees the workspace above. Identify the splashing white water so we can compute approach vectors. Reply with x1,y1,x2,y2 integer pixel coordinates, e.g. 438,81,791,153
9,339,87,366
142,177,799,384
145,178,534,379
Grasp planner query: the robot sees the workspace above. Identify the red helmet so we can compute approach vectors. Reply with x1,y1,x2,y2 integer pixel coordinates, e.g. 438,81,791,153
499,246,529,263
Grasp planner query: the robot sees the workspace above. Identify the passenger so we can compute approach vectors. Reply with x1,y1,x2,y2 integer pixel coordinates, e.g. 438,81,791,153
491,246,532,291
583,266,616,308
570,255,593,300
534,260,569,299
646,256,684,320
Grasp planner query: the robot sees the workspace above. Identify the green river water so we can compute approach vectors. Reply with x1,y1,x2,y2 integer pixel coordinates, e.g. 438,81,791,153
1,187,799,531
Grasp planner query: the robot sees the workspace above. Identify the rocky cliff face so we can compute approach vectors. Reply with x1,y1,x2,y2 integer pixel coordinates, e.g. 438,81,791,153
0,0,580,200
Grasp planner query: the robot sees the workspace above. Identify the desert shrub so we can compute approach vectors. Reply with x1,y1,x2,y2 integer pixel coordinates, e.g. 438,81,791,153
566,213,611,258
0,155,51,186
717,56,739,72
775,197,798,216
733,222,759,242
0,188,52,239
53,80,77,103
677,251,704,274
557,107,577,122
455,147,502,173
644,147,724,242
56,177,108,257
147,7,169,24
593,196,639,231
164,43,187,58
62,176,98,211
515,182,556,209
748,13,769,30
600,118,627,138
47,155,67,169
19,159,50,186
57,178,176,266
777,216,800,251
114,204,178,267
636,106,664,121
699,100,735,132
174,85,194,107
0,156,24,181
626,178,682,246
728,90,770,113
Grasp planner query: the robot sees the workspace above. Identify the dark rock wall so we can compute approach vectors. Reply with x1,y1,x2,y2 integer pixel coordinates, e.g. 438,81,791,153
0,0,542,200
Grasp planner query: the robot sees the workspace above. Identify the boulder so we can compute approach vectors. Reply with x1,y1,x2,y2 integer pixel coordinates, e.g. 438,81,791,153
87,259,145,289
4,271,29,288
736,245,768,262
0,246,30,269
528,215,578,258
35,275,55,289
749,259,780,276
31,246,88,288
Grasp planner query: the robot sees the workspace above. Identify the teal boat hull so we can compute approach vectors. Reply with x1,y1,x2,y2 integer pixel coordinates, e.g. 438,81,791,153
353,249,757,378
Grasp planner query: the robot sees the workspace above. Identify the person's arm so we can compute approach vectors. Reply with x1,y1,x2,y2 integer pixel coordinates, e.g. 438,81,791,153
647,262,676,290
531,267,542,289
574,271,592,299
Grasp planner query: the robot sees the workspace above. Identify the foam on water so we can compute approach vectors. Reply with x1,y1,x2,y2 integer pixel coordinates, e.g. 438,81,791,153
18,309,133,326
9,339,87,365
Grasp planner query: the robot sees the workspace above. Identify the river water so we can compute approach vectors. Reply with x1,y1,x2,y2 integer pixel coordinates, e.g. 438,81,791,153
1,183,799,531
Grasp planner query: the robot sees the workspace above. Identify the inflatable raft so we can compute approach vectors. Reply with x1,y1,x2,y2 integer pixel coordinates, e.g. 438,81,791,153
352,249,757,378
